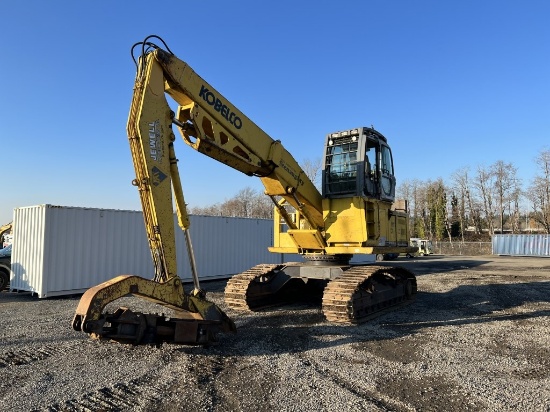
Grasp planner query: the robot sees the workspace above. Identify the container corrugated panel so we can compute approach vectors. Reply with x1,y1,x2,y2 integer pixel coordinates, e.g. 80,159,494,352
178,215,286,280
10,205,47,293
10,205,301,297
43,206,152,295
11,205,153,297
492,234,550,257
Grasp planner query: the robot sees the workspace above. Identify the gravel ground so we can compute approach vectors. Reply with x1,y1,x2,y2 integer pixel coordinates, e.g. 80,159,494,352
1,255,549,412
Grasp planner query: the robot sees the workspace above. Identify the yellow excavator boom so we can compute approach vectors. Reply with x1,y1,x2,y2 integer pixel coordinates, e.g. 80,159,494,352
72,37,240,345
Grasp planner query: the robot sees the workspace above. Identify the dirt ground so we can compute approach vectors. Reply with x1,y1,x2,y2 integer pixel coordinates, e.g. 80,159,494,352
1,255,549,411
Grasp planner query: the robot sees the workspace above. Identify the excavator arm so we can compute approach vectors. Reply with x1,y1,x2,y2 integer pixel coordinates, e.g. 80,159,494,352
72,37,241,345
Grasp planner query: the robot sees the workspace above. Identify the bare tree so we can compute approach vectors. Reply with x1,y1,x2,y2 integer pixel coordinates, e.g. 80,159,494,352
398,179,427,238
189,203,222,216
190,187,273,219
527,149,550,233
507,185,523,233
397,179,416,236
473,165,497,235
248,191,273,219
231,187,257,217
450,168,470,241
300,157,322,190
189,156,321,220
492,160,519,233
467,190,483,235
452,167,488,236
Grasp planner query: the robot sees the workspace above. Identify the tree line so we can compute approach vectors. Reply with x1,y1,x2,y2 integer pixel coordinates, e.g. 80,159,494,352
189,149,550,239
188,158,322,220
189,187,274,219
398,149,550,240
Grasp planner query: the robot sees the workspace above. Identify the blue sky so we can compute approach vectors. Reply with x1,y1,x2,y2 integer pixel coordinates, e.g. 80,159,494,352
1,1,548,224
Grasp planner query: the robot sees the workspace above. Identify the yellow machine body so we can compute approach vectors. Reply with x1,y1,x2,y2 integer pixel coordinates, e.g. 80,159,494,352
73,36,417,345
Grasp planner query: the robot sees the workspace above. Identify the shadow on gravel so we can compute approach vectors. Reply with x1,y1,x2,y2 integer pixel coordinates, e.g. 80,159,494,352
383,257,492,276
389,280,550,331
178,279,550,356
0,291,37,303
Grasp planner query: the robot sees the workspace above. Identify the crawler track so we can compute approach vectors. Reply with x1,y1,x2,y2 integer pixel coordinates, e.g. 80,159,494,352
224,263,285,310
225,263,417,324
322,265,417,324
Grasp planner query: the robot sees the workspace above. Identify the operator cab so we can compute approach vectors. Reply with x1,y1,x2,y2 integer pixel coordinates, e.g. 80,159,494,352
322,127,396,202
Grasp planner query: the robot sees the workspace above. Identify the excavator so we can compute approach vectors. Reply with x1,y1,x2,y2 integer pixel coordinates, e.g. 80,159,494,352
73,35,417,345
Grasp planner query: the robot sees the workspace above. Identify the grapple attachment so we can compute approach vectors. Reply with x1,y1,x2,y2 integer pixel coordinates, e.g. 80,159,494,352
72,275,236,345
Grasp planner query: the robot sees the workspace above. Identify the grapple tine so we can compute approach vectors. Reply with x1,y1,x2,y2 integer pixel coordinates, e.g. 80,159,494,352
72,274,235,345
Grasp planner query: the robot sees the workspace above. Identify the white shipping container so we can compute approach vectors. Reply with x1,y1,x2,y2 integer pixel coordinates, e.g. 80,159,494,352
10,205,300,298
492,234,550,257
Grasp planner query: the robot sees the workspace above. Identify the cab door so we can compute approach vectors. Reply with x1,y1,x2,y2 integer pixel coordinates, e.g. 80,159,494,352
379,144,395,202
